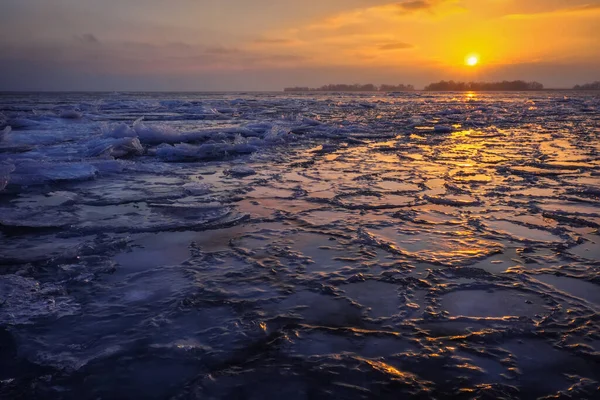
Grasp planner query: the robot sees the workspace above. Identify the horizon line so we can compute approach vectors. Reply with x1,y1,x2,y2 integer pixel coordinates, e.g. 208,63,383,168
1,88,593,94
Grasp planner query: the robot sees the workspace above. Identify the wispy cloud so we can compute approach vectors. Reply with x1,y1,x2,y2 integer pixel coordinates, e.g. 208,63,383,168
0,39,306,76
205,46,240,55
75,33,100,44
505,3,600,19
253,37,296,45
378,42,414,50
396,0,448,14
306,0,465,31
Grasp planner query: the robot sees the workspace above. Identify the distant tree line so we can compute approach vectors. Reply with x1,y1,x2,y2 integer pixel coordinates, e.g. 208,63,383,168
283,83,415,92
573,81,600,90
424,80,544,91
284,80,600,92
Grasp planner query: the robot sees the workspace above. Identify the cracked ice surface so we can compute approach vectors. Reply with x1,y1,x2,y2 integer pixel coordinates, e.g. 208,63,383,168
1,91,599,399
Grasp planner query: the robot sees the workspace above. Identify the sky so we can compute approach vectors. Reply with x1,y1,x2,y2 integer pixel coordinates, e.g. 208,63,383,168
0,0,598,90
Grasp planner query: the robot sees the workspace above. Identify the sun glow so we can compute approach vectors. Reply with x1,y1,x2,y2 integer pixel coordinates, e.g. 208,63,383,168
466,55,479,66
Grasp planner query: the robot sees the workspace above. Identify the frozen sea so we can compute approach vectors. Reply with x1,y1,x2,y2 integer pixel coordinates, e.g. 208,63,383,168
0,91,599,399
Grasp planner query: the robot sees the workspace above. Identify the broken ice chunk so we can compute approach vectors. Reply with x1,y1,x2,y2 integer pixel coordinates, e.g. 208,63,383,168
183,182,212,195
59,110,83,119
156,142,258,162
226,166,256,177
0,275,80,325
9,161,98,186
0,163,15,191
433,125,453,133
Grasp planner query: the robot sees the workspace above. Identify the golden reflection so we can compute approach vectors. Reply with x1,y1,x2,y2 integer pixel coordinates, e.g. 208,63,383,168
373,153,403,164
444,131,487,163
259,322,268,332
465,92,478,102
361,359,414,379
456,363,484,372
450,130,475,138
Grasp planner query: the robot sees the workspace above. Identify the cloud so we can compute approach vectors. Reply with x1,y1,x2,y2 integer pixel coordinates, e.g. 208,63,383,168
393,0,465,16
75,33,100,44
0,38,307,79
306,1,464,32
378,42,414,50
397,1,435,13
249,1,459,67
205,46,240,55
505,3,600,19
253,38,295,45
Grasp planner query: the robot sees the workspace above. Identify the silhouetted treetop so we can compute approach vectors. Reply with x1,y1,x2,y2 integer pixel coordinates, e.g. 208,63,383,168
573,81,600,90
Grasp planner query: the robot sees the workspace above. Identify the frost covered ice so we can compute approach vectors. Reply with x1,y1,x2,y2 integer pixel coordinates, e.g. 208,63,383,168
0,91,599,399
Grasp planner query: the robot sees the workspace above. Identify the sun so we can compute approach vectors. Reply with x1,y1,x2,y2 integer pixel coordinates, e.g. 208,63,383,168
465,55,479,66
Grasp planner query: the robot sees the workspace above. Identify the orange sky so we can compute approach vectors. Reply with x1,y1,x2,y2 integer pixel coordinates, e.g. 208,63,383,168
0,0,598,90
252,0,599,72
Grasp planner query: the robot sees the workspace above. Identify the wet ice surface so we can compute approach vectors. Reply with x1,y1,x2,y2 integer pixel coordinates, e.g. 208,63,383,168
1,91,600,399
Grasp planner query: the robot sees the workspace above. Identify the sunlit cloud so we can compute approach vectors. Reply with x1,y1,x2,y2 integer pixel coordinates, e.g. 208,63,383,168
306,0,466,31
252,38,297,45
378,42,415,51
504,3,600,19
205,46,241,55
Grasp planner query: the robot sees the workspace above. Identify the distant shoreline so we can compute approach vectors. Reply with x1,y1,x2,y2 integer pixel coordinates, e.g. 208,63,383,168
281,88,599,93
284,80,600,93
